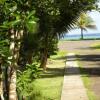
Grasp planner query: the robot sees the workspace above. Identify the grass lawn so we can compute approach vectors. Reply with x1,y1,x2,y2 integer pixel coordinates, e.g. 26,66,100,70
90,43,100,50
77,42,100,100
33,51,66,100
78,62,97,100
79,68,97,100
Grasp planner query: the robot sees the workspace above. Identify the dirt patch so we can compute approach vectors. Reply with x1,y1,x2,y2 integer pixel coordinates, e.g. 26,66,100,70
58,40,100,100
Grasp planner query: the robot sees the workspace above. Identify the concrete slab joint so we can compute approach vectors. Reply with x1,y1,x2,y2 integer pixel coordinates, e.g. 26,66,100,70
61,53,88,100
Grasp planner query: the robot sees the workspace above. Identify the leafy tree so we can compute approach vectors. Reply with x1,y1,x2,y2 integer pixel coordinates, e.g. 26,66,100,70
18,32,40,67
0,0,98,99
77,13,96,39
0,0,38,99
34,0,98,70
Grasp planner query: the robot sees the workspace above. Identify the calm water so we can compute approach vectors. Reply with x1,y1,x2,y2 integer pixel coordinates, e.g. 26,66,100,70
62,33,100,40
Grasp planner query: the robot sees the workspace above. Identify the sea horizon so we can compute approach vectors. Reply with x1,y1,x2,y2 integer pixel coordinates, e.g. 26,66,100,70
62,33,100,40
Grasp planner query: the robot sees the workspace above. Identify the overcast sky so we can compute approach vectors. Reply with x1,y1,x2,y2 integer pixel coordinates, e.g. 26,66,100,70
67,11,100,35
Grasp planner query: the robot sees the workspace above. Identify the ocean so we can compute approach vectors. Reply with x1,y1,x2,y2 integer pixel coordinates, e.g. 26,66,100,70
62,33,100,40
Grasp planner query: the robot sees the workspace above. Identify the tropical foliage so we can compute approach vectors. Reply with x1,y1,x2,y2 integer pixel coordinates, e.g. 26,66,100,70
0,0,98,99
77,13,96,39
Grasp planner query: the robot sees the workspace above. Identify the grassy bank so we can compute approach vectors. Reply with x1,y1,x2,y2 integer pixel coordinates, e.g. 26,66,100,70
91,43,100,50
32,51,66,100
78,62,97,100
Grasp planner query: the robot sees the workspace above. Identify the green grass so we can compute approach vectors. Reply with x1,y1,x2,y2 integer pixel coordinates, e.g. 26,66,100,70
58,40,68,45
50,51,67,59
91,43,100,50
78,62,97,100
32,51,66,100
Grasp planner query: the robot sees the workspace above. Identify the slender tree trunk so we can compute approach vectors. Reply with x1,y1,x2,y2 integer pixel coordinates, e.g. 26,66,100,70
40,48,48,71
9,29,23,100
81,28,84,39
40,34,48,71
9,29,17,100
4,66,9,99
9,67,17,100
22,96,26,100
0,59,4,100
0,63,3,100
27,51,33,64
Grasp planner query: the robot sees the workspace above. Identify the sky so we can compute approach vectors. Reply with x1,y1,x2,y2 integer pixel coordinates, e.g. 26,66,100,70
67,11,100,35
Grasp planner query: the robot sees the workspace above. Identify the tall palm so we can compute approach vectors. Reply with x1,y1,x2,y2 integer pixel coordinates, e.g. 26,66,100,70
77,13,96,39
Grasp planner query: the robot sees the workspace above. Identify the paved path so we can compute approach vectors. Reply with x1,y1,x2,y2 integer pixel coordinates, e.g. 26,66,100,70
61,53,88,100
59,40,100,99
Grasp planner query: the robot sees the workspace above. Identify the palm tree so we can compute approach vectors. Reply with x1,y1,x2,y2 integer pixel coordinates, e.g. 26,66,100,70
77,13,96,39
34,0,98,70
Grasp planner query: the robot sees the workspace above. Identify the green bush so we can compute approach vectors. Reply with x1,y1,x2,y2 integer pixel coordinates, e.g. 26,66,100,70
17,63,40,99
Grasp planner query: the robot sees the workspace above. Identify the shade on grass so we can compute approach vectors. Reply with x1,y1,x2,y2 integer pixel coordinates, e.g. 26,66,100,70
31,51,66,100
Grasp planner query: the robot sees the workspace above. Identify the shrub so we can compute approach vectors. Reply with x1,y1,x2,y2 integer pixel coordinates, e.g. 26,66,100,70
17,63,40,99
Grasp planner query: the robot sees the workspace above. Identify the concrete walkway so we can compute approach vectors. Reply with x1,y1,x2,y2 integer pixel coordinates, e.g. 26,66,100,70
61,53,88,100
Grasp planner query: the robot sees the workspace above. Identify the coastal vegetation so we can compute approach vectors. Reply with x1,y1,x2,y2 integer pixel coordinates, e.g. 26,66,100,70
77,13,96,39
0,0,98,99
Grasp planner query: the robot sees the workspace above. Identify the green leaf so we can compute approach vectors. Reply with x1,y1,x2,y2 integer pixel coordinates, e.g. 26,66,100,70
27,11,36,19
25,20,38,33
0,19,21,29
0,0,6,4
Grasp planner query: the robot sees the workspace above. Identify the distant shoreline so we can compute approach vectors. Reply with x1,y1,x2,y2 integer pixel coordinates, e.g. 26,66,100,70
61,33,100,40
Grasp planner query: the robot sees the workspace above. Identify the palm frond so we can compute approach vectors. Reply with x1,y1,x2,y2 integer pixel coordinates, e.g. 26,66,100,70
86,24,97,29
77,12,97,30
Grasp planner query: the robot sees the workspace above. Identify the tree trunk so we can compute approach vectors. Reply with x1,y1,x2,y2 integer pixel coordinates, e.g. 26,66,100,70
27,51,33,64
4,66,9,99
0,59,4,100
9,29,23,100
22,96,26,100
9,67,17,100
40,48,48,71
9,29,17,100
40,33,48,71
81,28,84,39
